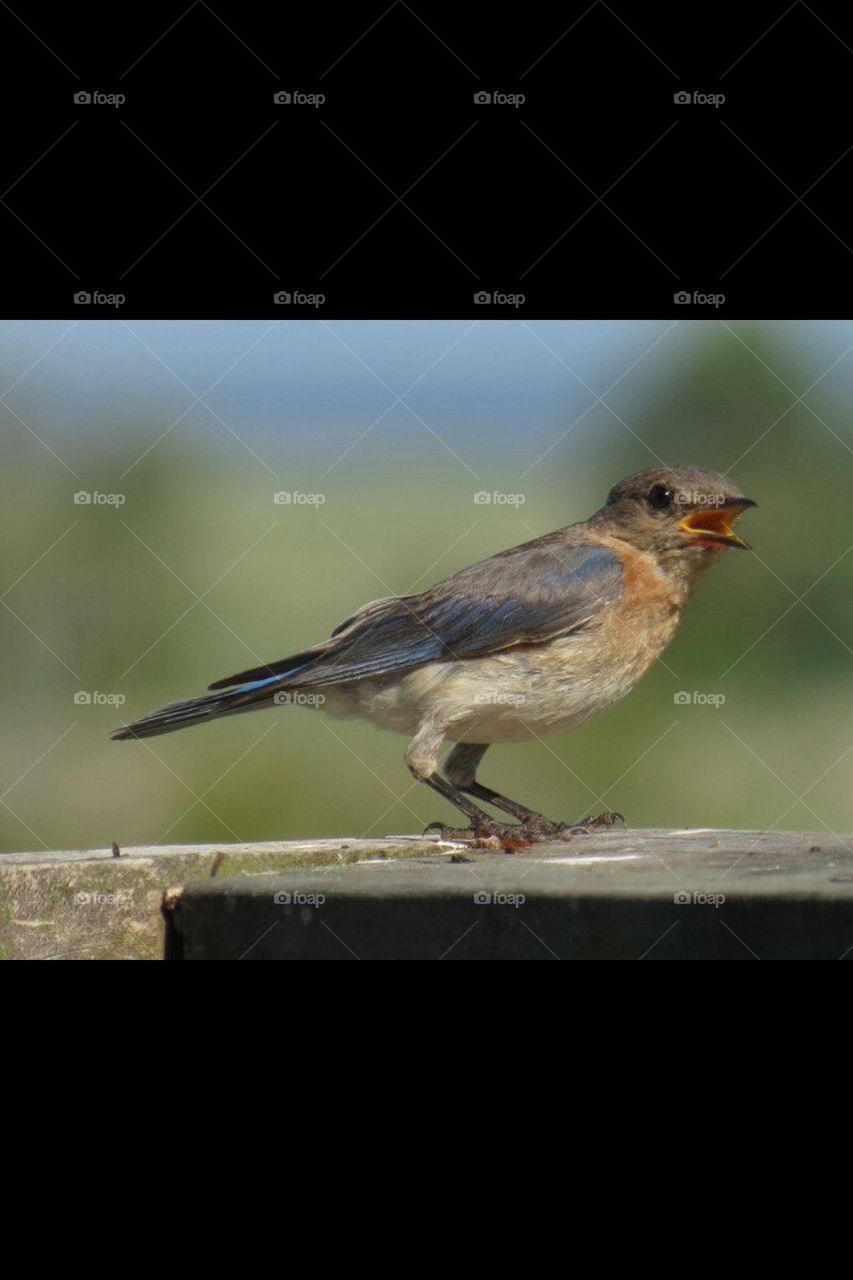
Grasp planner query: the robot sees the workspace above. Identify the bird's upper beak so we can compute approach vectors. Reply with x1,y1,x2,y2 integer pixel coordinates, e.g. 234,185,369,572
678,497,757,550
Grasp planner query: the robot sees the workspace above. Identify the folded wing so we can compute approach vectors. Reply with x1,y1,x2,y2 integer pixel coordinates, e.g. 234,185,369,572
209,538,624,692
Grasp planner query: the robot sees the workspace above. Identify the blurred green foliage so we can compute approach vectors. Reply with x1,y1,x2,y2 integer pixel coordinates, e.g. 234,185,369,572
2,321,853,852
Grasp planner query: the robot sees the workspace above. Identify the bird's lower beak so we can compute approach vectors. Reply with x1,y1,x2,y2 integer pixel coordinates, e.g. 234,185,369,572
678,497,757,550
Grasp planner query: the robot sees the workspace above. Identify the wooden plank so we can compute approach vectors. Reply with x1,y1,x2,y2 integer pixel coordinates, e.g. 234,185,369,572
0,836,462,960
163,828,853,961
5,828,852,959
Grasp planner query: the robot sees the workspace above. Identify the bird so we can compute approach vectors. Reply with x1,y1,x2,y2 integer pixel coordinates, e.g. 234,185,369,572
113,466,756,843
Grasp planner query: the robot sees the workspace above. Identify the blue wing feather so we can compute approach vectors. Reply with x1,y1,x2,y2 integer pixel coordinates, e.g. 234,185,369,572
255,538,624,690
116,537,625,739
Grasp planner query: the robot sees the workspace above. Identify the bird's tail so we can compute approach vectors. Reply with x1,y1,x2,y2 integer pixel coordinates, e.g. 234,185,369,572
111,675,281,741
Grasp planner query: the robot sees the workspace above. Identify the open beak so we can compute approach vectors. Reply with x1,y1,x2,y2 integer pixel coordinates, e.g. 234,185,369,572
678,497,757,550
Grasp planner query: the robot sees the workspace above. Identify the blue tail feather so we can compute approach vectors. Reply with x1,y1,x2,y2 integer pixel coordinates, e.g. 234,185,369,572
111,674,282,741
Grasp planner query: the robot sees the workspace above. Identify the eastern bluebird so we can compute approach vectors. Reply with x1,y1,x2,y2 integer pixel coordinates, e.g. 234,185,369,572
113,467,756,842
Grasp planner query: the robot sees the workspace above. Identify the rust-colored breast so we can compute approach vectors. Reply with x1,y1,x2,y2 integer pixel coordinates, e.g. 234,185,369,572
592,536,688,679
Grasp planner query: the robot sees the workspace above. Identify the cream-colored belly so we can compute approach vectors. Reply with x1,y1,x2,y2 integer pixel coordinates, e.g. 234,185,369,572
320,614,681,744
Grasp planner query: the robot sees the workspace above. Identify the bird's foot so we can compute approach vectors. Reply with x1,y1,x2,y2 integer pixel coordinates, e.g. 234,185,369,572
424,810,625,850
500,812,625,840
566,810,625,835
424,819,534,850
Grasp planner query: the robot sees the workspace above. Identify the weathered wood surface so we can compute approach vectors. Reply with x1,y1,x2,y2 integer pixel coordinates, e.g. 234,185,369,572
0,837,459,960
4,827,849,959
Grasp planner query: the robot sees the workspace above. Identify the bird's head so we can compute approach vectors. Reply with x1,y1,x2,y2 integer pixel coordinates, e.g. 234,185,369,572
592,466,756,581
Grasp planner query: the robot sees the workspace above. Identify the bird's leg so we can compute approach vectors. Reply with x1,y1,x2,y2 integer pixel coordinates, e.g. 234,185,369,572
467,783,624,837
463,780,566,830
405,732,521,842
444,743,624,839
419,772,525,842
443,743,566,838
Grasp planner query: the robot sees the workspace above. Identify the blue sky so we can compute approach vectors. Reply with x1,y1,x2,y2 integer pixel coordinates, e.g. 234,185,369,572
2,319,851,470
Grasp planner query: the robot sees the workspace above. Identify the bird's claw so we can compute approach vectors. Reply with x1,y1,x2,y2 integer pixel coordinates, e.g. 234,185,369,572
425,809,625,849
425,819,526,845
425,818,570,848
567,810,625,834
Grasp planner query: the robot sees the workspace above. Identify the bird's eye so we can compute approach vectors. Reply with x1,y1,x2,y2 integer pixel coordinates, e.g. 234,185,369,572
648,484,674,511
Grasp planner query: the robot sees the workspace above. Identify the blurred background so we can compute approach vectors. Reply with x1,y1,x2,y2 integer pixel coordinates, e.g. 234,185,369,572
2,317,852,853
